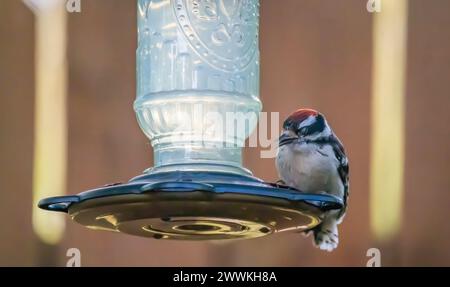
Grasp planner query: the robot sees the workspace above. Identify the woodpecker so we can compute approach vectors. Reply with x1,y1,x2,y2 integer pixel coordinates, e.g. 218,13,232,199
276,108,349,251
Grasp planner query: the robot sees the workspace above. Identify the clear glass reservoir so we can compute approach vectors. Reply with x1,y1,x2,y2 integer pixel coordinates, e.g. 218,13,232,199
135,0,261,173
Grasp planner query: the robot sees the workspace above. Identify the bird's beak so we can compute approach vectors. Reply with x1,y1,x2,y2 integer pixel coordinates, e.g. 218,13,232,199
278,133,298,147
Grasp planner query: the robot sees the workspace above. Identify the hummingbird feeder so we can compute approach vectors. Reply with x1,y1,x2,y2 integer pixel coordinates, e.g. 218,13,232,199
39,0,342,240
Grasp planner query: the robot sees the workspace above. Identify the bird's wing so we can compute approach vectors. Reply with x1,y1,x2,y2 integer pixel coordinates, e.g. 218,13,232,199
328,134,349,219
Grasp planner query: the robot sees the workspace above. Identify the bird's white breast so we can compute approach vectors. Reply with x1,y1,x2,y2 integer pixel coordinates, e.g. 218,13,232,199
276,142,344,198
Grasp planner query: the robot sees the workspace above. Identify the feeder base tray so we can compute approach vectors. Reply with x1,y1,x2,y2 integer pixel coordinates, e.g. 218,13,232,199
39,170,343,241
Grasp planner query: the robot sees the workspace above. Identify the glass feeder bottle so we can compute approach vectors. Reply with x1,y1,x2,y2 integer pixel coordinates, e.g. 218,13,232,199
135,0,262,174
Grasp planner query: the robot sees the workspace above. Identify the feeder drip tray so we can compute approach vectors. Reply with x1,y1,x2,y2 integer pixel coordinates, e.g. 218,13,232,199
39,171,342,240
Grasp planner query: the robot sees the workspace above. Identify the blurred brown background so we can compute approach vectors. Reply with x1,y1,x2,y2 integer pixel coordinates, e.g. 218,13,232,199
0,0,449,266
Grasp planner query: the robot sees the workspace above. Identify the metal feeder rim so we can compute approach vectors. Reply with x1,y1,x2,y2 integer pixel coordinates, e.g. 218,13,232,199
38,175,343,213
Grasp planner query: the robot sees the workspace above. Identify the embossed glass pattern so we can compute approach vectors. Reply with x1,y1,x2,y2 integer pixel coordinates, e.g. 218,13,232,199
135,0,261,172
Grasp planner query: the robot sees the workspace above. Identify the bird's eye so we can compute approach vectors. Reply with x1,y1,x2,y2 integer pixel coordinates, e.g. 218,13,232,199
299,127,308,135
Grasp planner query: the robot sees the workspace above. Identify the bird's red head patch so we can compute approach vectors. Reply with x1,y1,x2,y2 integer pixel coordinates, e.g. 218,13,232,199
287,108,319,124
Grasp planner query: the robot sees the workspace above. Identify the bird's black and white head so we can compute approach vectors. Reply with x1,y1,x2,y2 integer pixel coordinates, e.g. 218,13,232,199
279,108,332,147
